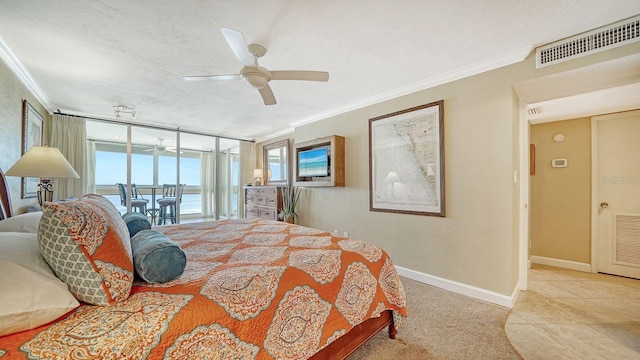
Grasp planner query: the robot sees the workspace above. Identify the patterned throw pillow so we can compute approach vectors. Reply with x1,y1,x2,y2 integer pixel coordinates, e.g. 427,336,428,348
38,194,134,306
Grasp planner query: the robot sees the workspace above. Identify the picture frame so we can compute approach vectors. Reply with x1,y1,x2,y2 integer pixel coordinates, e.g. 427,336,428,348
21,99,44,199
369,100,445,217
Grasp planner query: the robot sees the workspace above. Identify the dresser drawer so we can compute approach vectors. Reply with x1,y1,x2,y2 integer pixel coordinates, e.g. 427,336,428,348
246,206,259,218
256,187,277,196
254,196,268,205
266,196,277,207
259,208,277,220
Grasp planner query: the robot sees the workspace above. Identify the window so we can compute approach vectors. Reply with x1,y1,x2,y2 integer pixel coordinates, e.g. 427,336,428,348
87,120,244,220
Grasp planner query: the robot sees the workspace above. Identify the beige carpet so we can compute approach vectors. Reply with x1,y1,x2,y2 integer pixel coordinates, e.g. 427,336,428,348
349,278,522,360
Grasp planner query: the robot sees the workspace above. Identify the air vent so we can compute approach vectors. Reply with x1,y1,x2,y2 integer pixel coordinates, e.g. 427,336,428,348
614,214,640,268
536,15,640,68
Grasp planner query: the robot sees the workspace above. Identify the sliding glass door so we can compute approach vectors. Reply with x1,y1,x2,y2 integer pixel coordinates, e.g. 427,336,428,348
131,128,177,224
90,122,128,211
179,132,216,219
87,120,242,223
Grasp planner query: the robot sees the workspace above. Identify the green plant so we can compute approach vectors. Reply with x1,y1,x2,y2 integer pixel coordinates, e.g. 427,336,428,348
278,186,301,223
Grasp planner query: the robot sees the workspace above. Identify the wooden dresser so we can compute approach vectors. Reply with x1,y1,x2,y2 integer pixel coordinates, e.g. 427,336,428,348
244,186,282,220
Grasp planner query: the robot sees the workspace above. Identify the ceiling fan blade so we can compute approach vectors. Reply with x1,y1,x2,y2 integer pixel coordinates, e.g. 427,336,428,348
220,28,255,67
182,74,242,81
270,71,329,82
258,84,277,106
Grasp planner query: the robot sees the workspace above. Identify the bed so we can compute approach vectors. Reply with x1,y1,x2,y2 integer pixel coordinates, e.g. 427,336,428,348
0,167,406,359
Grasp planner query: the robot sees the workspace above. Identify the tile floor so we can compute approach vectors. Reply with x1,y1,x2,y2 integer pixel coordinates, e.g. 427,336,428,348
505,264,640,360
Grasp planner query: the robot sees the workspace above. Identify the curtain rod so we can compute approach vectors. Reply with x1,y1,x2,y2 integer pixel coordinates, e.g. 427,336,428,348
53,111,255,143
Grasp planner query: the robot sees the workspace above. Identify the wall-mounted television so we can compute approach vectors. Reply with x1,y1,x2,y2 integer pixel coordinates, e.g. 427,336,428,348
298,147,329,177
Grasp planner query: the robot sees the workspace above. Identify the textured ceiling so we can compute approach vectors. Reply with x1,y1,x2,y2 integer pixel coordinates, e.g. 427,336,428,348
1,1,639,142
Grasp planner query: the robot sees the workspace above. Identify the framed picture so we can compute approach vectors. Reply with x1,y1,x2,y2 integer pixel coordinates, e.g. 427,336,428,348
369,100,445,217
21,99,44,199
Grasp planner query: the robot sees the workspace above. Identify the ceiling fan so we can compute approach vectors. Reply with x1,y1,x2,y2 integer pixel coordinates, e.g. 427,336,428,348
182,28,329,105
143,138,175,153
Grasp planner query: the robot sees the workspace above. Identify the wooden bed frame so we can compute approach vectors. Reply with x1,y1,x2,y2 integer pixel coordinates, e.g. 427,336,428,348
0,167,397,359
311,310,396,359
0,167,13,220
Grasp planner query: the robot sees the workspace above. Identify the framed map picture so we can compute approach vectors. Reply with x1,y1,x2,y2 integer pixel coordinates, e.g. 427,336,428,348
21,99,44,199
369,100,445,217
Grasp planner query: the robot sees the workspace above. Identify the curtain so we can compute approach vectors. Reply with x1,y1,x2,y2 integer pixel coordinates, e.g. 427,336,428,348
200,151,215,218
238,141,256,218
49,115,87,199
86,140,96,193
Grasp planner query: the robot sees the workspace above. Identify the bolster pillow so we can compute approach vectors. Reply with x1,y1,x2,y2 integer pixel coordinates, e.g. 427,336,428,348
122,212,151,237
130,230,186,283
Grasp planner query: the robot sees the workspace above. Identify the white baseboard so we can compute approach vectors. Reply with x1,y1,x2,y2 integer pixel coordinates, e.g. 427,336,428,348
529,255,591,272
394,265,520,308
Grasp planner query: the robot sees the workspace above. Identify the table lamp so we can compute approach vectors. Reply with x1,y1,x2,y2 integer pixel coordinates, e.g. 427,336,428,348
253,168,263,186
6,146,80,205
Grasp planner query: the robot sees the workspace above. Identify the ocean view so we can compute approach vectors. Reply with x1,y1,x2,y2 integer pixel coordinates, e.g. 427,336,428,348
96,148,240,218
105,193,238,217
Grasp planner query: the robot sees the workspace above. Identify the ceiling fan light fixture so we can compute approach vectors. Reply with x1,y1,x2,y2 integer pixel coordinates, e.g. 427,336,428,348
111,105,136,119
241,68,270,89
148,138,167,153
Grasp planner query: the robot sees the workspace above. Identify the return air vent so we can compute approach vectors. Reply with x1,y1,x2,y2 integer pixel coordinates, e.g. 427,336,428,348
536,15,640,68
614,214,640,268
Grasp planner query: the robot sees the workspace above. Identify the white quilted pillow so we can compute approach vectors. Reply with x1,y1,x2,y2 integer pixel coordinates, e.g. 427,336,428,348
0,211,42,233
0,232,79,336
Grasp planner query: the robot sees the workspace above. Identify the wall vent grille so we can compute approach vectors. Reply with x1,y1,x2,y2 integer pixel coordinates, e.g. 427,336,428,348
536,15,640,68
614,214,640,268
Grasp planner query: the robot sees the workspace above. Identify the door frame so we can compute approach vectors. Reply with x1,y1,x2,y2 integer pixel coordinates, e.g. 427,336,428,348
590,110,640,274
590,116,599,272
518,102,530,290
516,54,640,293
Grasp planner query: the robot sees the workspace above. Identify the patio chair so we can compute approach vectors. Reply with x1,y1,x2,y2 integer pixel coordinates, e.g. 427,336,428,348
116,183,149,214
157,184,184,225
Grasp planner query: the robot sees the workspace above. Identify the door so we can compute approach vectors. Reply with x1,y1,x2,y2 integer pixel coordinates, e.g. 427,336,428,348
594,110,640,279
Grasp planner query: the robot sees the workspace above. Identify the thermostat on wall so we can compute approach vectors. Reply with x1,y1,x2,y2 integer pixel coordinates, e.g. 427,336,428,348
551,158,568,168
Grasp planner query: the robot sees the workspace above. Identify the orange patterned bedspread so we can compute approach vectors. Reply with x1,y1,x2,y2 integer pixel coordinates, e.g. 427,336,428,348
1,218,407,359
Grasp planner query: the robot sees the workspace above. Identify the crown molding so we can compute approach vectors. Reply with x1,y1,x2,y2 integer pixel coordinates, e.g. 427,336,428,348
290,46,533,129
0,36,56,113
255,126,294,144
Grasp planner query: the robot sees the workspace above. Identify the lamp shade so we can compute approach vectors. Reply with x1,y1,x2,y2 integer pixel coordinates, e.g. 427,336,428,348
253,168,263,179
6,146,80,179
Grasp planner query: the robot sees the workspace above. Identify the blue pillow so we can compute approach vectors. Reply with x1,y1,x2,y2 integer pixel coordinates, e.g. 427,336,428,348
122,212,151,237
130,230,186,284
